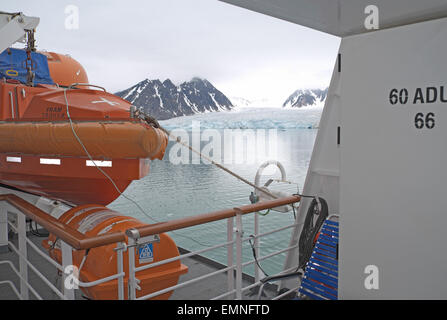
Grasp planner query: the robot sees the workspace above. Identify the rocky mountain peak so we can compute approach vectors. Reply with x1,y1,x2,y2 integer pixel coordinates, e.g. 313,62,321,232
283,87,328,108
115,78,234,120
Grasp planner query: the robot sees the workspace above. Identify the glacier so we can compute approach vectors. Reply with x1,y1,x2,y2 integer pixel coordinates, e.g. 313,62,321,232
159,106,324,131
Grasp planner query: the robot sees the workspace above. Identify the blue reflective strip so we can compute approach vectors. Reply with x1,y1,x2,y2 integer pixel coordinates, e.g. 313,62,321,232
313,253,338,266
319,234,337,242
322,225,338,232
303,279,337,298
321,231,339,239
309,257,337,271
304,269,338,289
318,238,337,248
308,263,338,277
318,235,338,246
307,269,338,289
318,239,337,248
325,220,339,227
321,227,339,236
298,287,324,300
301,278,337,300
314,244,337,260
300,281,331,300
315,246,337,259
316,242,337,254
321,225,338,232
324,225,339,232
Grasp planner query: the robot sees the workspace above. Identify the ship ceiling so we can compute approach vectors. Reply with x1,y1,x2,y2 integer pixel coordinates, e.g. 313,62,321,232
219,0,447,37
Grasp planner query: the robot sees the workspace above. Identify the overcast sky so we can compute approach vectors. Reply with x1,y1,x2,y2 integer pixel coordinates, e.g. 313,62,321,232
5,0,340,104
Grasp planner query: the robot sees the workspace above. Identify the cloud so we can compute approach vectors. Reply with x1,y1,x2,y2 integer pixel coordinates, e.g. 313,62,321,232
4,0,340,100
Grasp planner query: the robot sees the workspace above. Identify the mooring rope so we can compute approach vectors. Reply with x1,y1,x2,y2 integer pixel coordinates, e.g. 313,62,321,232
153,124,279,200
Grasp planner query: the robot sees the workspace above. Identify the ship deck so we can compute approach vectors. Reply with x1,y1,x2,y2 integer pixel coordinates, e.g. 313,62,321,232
0,231,283,300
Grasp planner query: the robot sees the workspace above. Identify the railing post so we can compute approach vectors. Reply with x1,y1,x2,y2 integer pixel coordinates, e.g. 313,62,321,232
128,239,136,300
227,217,234,299
116,242,125,300
254,213,260,282
61,240,75,300
234,209,243,300
126,229,140,300
17,211,29,300
0,207,8,253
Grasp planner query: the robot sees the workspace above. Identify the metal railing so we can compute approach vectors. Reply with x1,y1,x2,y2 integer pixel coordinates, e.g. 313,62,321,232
0,194,301,300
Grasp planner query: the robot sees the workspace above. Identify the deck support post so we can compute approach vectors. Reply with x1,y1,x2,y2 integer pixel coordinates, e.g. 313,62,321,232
61,240,75,300
235,209,243,300
17,212,29,299
116,242,125,300
227,217,235,299
0,207,8,253
126,228,141,300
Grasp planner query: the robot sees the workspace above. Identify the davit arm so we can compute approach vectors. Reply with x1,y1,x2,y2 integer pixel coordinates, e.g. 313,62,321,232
0,11,39,54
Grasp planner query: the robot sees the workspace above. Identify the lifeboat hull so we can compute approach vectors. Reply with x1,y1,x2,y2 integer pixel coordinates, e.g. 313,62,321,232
0,155,150,205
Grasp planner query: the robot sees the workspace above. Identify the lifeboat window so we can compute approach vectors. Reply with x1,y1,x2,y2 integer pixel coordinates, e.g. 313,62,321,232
40,158,61,165
86,160,112,167
6,156,21,163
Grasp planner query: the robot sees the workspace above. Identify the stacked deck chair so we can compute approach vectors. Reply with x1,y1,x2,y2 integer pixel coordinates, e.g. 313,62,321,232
297,217,339,300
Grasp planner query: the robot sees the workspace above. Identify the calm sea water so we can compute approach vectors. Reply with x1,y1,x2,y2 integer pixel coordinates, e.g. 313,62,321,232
109,107,320,276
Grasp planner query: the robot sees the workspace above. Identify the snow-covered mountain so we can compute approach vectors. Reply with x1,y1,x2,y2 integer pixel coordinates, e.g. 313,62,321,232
230,96,252,108
283,88,328,108
230,97,284,109
115,77,233,120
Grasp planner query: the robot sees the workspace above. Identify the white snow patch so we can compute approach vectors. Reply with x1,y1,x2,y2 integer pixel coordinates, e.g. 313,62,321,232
154,85,164,109
209,92,224,111
122,86,137,100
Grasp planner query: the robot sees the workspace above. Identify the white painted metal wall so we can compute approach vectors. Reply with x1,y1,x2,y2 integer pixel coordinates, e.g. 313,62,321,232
282,15,447,299
339,16,447,299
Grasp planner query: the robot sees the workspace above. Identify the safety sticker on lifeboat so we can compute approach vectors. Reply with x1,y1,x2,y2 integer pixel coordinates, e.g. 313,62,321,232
138,243,154,264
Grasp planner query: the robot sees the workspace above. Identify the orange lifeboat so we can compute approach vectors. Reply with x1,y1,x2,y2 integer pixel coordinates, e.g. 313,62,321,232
0,48,168,205
42,51,89,87
42,205,188,300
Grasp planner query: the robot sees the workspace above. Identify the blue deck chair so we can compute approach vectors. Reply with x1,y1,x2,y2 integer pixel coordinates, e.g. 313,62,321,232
297,218,339,300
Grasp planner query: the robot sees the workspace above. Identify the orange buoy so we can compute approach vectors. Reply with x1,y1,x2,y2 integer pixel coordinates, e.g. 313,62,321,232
43,204,188,300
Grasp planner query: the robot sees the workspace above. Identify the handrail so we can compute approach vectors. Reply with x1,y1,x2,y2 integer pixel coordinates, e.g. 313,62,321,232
0,194,300,249
128,195,301,238
1,193,301,300
68,83,107,92
0,194,125,250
